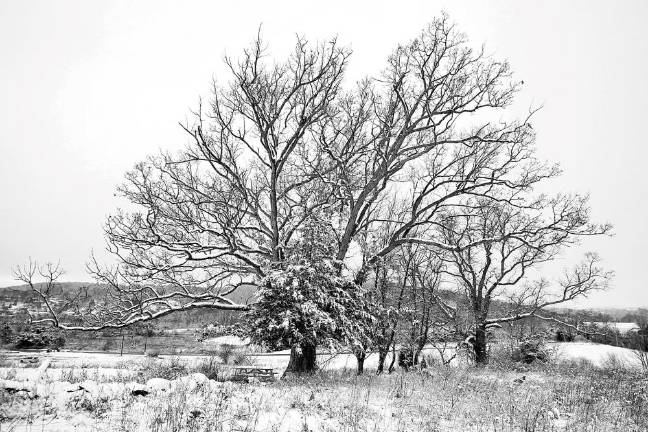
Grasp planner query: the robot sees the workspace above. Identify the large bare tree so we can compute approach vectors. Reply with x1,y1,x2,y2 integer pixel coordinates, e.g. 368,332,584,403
16,15,582,372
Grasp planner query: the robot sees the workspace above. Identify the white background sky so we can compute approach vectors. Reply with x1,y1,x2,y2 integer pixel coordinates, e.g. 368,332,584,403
1,0,646,308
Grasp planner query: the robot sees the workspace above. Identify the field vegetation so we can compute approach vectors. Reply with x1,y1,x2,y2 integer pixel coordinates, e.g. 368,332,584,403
1,341,647,431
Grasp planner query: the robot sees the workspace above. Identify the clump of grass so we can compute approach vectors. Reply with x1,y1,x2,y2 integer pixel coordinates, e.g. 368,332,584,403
0,351,14,368
217,344,236,365
0,367,17,380
146,349,161,358
67,392,111,418
60,367,89,383
195,355,223,381
142,356,188,381
598,352,632,376
213,343,252,366
146,384,234,432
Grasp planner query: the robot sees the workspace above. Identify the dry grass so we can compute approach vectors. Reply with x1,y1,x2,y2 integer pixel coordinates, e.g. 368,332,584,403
1,347,647,431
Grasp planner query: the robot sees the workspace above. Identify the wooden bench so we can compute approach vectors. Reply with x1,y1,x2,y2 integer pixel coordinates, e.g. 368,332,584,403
232,366,276,382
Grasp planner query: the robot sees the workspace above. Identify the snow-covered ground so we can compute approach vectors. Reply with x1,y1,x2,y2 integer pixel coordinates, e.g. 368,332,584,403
552,341,644,368
204,335,251,346
583,322,641,334
1,341,646,431
1,340,643,380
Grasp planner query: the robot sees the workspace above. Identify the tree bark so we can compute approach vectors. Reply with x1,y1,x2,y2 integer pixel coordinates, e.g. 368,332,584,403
388,341,397,373
356,353,366,375
284,344,317,375
474,325,488,365
414,346,422,366
376,348,388,374
399,346,415,371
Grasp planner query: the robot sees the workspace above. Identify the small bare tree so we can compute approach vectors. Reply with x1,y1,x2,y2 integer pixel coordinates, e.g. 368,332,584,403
398,243,444,367
13,260,90,328
438,198,612,364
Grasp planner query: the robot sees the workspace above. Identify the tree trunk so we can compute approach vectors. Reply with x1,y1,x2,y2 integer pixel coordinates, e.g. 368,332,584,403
388,341,397,373
283,344,317,376
414,346,423,366
474,325,488,365
414,331,428,366
376,348,388,374
356,352,366,375
399,346,415,371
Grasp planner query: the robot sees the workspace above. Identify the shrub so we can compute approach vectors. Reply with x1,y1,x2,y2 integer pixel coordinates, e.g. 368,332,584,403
0,352,12,368
511,339,552,364
100,338,114,352
489,338,554,366
196,355,223,380
60,367,89,383
200,323,228,339
232,349,251,366
218,343,236,365
212,343,252,366
398,347,415,370
0,323,13,345
555,330,575,342
13,327,65,350
68,392,110,417
146,349,160,357
598,352,635,376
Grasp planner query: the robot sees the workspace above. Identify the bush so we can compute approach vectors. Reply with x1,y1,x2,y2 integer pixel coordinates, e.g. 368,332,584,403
68,392,110,417
100,338,114,352
217,344,236,365
398,347,415,370
200,323,228,339
13,327,65,350
232,349,251,366
599,352,630,375
146,348,160,357
555,330,575,342
511,339,552,364
0,323,13,345
214,343,252,366
196,355,223,380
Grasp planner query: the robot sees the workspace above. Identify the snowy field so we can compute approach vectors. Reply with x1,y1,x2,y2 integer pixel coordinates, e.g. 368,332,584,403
553,342,644,368
1,341,646,431
1,340,644,381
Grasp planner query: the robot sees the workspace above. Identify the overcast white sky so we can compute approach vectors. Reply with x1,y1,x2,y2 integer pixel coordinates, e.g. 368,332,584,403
1,0,646,308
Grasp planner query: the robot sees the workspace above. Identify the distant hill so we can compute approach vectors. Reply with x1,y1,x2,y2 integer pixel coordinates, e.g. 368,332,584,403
0,281,256,303
0,281,257,329
2,281,646,331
